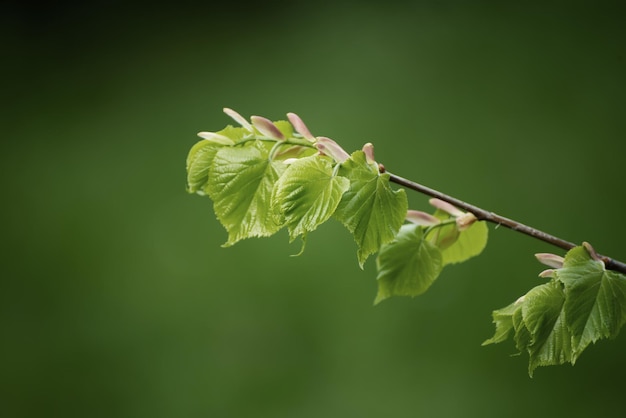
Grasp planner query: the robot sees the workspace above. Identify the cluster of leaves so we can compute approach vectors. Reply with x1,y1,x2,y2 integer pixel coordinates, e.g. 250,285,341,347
186,109,487,304
186,108,626,375
483,244,626,376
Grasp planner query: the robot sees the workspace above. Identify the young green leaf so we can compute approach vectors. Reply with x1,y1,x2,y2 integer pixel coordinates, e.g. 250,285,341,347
521,280,571,376
212,125,252,144
206,141,286,246
484,245,626,375
485,280,573,376
482,299,521,345
439,221,488,265
375,224,443,304
334,151,408,267
271,155,350,241
425,219,460,250
186,140,222,194
558,246,626,360
186,125,255,194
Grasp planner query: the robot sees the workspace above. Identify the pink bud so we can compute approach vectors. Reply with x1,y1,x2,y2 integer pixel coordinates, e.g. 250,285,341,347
362,143,376,164
287,112,315,142
315,137,350,163
251,116,285,140
197,131,235,145
223,107,253,131
538,269,557,278
583,242,605,266
535,253,565,269
455,212,477,231
429,198,465,217
405,210,440,226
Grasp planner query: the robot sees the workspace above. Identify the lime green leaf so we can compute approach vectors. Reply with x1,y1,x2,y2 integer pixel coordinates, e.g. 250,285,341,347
271,155,350,241
558,246,626,361
375,224,443,304
426,220,460,250
273,120,294,139
207,142,286,246
186,140,221,194
439,221,488,265
334,151,408,267
521,281,571,376
186,124,255,194
217,125,252,144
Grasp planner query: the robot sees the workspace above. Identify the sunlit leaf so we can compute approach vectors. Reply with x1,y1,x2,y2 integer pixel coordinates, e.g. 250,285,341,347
271,155,349,241
425,210,488,265
218,125,252,144
439,221,488,265
335,151,408,267
207,141,286,246
426,220,459,250
186,140,222,194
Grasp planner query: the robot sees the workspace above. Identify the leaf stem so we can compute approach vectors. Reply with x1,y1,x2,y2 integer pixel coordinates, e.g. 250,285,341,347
386,171,626,275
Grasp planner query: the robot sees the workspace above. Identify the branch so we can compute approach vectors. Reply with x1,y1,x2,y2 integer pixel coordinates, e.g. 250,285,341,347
386,170,626,275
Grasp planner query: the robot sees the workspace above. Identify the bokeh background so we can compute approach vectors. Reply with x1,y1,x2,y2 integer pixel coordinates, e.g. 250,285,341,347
3,1,626,417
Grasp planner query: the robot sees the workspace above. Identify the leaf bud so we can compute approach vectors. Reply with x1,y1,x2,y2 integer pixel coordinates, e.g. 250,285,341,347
535,253,565,269
223,107,253,131
429,198,465,217
538,269,557,279
362,143,376,165
315,136,350,164
405,210,440,226
455,212,477,231
582,241,604,266
287,112,315,142
197,131,235,145
251,115,285,140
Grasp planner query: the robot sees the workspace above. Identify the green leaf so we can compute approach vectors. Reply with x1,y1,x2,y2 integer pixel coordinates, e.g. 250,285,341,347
482,299,521,345
334,151,408,267
218,125,252,144
484,280,572,376
558,246,626,361
511,305,531,356
186,124,256,194
375,224,443,304
439,221,488,265
186,140,222,194
273,120,294,139
206,141,286,246
521,281,571,376
424,208,488,265
425,220,460,250
271,155,350,241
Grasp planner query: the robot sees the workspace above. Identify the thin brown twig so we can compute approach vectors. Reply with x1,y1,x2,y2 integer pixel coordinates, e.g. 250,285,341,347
385,170,626,275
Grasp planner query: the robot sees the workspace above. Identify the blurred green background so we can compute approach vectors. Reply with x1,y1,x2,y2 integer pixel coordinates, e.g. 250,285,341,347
3,1,626,417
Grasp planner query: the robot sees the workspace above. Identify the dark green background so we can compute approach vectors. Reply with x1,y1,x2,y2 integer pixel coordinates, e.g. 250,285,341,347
3,1,626,417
